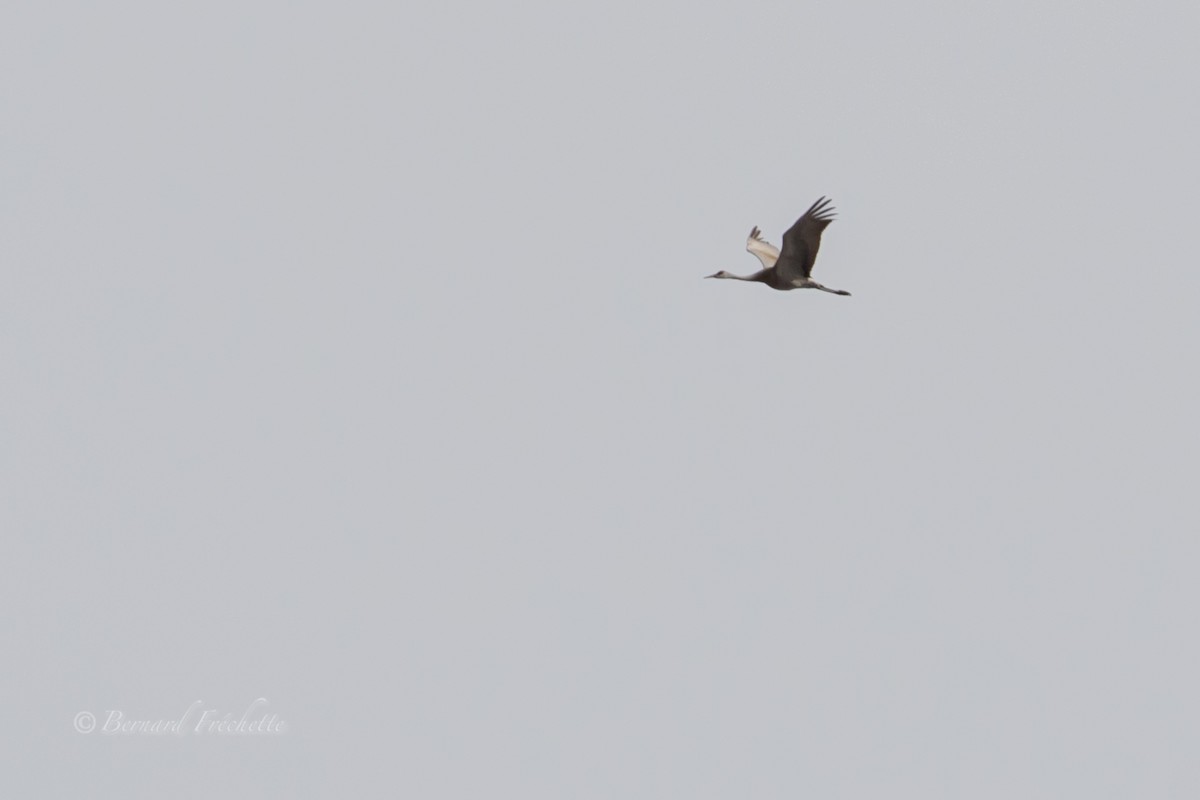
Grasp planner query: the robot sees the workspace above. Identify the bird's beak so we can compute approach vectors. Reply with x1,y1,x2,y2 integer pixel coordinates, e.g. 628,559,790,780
704,272,720,279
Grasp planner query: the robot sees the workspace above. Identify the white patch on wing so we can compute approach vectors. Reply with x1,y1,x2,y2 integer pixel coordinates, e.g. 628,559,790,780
746,227,780,269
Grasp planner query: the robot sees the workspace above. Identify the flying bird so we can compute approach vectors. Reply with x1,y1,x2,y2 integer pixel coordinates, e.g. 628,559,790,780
706,197,850,296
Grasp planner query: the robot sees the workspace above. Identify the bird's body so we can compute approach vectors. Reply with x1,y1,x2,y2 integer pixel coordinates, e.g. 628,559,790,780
706,197,850,296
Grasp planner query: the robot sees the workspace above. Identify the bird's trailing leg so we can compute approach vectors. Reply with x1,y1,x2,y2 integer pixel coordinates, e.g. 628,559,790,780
797,280,852,296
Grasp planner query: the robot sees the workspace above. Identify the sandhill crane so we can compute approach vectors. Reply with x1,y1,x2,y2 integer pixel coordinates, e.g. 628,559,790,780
706,197,851,296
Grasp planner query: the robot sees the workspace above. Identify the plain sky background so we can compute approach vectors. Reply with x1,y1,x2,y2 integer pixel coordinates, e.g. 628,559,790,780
3,0,1199,797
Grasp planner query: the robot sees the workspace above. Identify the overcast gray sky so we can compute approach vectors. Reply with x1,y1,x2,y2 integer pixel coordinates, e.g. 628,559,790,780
4,0,1200,797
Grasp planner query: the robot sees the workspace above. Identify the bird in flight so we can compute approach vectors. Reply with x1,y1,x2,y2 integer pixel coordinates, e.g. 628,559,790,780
706,197,850,296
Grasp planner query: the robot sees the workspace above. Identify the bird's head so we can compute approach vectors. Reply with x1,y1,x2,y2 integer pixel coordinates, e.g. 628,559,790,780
705,270,734,279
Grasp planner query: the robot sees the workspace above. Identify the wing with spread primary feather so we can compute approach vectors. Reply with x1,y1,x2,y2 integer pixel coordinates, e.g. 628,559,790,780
775,197,836,282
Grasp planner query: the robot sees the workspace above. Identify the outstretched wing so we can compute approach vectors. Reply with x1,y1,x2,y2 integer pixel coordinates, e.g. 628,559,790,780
774,197,836,283
746,226,780,269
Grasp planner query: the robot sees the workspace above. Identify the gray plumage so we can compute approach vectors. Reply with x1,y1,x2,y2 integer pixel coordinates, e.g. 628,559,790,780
706,197,851,296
